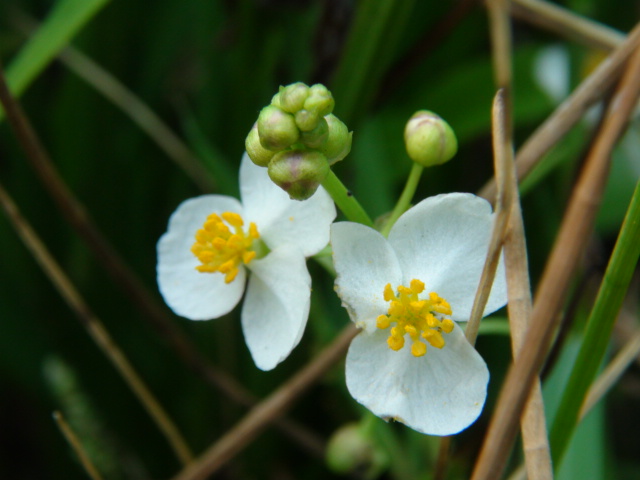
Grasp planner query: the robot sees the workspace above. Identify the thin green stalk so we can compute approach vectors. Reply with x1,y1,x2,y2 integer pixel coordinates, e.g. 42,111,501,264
380,163,423,237
321,169,373,227
2,0,110,122
549,179,640,466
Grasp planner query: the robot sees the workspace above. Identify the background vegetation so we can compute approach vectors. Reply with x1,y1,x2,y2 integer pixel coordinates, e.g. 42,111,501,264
1,0,638,478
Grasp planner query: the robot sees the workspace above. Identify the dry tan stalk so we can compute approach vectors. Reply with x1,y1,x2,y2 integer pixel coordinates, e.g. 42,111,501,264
170,325,358,480
478,21,640,202
0,182,193,465
471,40,640,480
53,411,105,480
491,79,553,478
511,0,624,50
0,64,325,457
580,329,640,418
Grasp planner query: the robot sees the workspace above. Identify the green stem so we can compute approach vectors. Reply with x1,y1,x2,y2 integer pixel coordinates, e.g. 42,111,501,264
549,179,640,467
321,169,373,227
380,163,424,237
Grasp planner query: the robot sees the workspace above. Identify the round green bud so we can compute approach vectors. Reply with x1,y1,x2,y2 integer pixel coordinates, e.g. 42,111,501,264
404,110,457,167
319,114,352,165
270,91,283,108
304,84,335,117
279,82,310,114
245,123,275,167
300,116,328,149
325,423,388,476
257,105,300,151
267,149,329,200
294,109,321,132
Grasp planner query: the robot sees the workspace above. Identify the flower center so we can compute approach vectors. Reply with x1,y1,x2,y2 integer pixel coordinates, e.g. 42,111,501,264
376,279,455,357
191,212,260,284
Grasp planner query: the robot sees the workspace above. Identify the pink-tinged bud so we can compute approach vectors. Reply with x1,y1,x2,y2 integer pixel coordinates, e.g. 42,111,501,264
267,149,329,200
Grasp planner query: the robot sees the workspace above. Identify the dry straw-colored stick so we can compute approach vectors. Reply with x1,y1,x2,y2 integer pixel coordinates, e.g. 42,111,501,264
171,325,358,480
0,64,324,457
53,411,105,480
511,0,624,50
478,21,640,202
0,181,193,465
580,328,640,419
497,98,553,479
486,0,553,476
471,40,640,480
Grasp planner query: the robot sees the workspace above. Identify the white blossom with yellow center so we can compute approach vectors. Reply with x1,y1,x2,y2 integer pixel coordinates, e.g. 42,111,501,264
157,154,336,371
331,193,507,435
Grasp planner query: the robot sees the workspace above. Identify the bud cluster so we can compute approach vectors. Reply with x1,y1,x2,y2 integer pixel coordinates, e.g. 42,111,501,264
245,82,352,200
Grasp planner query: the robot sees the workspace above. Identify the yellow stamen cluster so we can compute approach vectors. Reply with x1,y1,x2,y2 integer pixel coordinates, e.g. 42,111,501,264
191,212,260,283
376,279,455,357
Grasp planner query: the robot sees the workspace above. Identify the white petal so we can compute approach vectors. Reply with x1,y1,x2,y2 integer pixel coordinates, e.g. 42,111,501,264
388,193,507,321
241,246,311,371
331,222,403,331
346,324,489,435
239,153,336,256
157,195,246,320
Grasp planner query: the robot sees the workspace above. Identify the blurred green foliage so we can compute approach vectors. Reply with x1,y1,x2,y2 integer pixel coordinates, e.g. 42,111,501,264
1,0,638,478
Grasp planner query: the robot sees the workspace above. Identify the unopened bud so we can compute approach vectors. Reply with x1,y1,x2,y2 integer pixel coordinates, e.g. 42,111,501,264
257,105,300,151
279,82,310,114
319,114,352,164
267,150,329,200
304,84,335,117
404,110,457,167
300,117,328,149
245,123,276,167
295,109,321,132
326,423,388,477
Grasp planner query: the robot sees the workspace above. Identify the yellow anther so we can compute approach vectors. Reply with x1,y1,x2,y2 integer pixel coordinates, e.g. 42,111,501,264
410,279,425,293
376,278,454,357
222,212,244,227
191,211,260,284
411,341,427,357
377,314,391,329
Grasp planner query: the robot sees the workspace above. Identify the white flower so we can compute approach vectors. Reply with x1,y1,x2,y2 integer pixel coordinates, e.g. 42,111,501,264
331,193,507,435
157,154,336,371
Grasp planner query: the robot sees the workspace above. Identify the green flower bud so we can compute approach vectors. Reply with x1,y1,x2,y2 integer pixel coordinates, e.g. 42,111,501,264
257,105,300,151
300,116,328,149
279,82,310,114
304,83,335,117
325,423,388,477
294,109,321,132
270,91,282,108
319,114,352,165
404,110,457,167
267,149,329,200
245,122,275,167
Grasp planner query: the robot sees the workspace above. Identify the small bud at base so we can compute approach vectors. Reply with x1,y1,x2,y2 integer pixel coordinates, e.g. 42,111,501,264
404,110,457,167
267,150,329,200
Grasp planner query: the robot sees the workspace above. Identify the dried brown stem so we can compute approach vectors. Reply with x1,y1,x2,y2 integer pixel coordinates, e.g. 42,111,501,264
478,21,640,202
53,411,105,480
0,63,325,458
471,40,640,480
0,181,193,465
170,325,358,480
511,0,624,50
580,328,640,418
